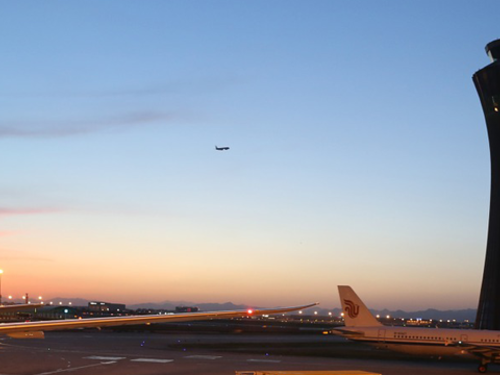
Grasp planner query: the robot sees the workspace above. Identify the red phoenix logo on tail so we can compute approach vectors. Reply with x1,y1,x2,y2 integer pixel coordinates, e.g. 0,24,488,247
343,299,359,318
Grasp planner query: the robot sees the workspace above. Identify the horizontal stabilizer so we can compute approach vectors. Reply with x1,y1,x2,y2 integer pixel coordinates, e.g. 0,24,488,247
330,328,365,336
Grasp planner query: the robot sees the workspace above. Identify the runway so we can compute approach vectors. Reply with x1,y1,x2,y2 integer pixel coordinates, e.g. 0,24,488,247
0,331,497,374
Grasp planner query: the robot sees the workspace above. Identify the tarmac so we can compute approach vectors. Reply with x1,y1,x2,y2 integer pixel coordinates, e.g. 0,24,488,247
0,330,498,375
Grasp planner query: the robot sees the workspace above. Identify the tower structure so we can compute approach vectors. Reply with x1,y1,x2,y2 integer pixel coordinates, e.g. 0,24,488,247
474,39,500,330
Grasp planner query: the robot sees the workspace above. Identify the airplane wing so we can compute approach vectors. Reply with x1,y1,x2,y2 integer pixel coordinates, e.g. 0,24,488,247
455,342,500,361
0,302,317,339
0,303,43,312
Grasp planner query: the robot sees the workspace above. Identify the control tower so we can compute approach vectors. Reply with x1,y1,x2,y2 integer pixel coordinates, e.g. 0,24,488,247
474,39,500,330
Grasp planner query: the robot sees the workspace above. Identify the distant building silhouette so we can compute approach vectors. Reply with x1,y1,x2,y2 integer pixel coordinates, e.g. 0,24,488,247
175,306,199,313
88,301,126,314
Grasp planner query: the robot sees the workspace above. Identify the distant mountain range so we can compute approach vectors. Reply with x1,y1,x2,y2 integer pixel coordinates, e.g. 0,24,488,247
127,302,476,321
19,297,475,322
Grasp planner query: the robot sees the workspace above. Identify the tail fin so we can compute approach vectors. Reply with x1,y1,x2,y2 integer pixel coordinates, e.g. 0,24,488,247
338,285,382,327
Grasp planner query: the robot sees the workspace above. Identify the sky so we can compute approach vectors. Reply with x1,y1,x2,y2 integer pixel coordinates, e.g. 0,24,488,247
1,1,499,310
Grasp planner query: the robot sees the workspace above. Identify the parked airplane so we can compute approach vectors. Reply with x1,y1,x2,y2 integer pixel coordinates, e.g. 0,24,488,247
0,302,316,339
215,145,230,151
334,286,499,373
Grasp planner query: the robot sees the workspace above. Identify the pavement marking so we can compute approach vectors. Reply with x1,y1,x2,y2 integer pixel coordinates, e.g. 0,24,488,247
247,359,281,363
130,358,174,363
84,356,126,361
184,355,222,360
34,361,116,375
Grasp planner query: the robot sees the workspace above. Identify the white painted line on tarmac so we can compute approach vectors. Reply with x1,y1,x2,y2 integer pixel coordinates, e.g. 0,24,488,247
247,359,281,363
84,356,126,361
130,358,174,363
34,361,116,375
184,355,222,360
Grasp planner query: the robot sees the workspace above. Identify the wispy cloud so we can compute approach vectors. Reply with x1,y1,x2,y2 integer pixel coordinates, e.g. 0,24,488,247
0,111,176,139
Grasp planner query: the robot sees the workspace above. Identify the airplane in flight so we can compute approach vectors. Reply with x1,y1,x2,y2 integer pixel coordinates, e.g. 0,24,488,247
0,302,316,339
334,286,500,373
215,145,230,151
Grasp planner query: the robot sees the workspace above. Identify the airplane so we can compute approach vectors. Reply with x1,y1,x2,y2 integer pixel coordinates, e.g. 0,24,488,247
334,285,500,373
0,302,317,339
215,145,230,151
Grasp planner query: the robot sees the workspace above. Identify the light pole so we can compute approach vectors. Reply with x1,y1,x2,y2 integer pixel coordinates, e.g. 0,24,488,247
0,269,3,305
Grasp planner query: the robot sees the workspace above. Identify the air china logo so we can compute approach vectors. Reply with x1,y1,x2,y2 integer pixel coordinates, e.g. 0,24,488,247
343,299,360,318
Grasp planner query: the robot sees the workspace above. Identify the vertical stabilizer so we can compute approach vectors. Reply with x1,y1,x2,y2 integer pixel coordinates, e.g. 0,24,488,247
338,285,382,327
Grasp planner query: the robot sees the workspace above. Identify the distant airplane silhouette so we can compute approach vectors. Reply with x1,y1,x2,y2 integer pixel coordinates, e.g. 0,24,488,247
215,145,230,151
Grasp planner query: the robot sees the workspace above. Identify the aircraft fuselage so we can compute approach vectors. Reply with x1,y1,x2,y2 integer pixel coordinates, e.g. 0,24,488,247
337,325,500,357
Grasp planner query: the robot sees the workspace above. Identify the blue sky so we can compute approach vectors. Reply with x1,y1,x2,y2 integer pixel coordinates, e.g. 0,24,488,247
1,1,499,310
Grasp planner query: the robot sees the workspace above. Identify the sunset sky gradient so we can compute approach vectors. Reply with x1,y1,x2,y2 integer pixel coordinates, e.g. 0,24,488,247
1,1,500,310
